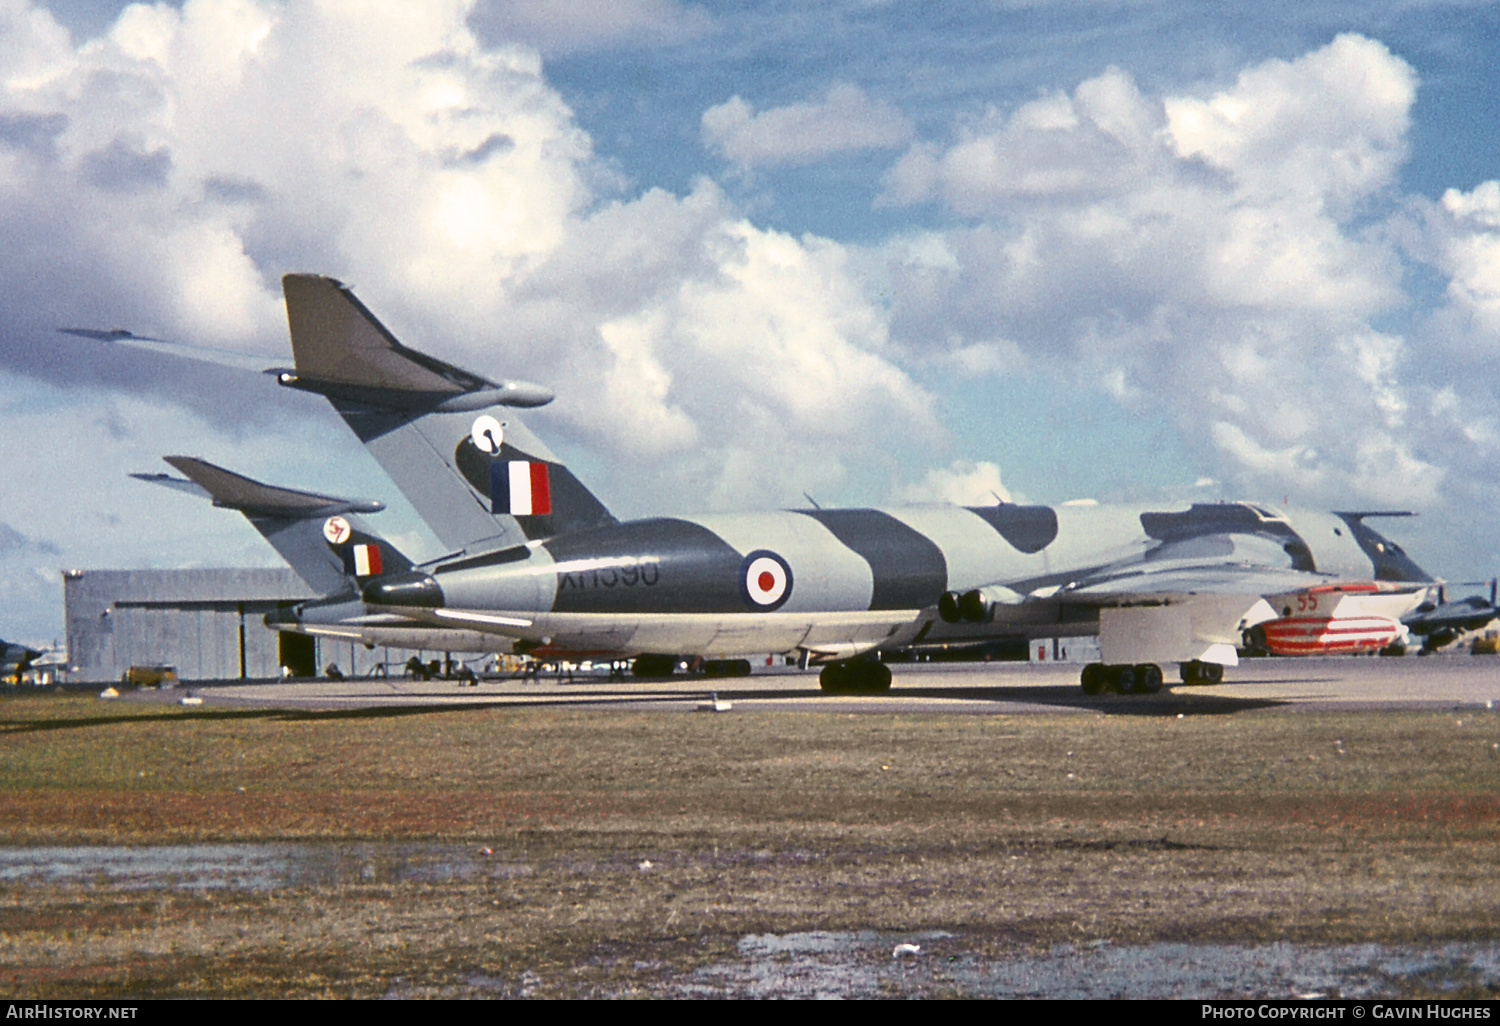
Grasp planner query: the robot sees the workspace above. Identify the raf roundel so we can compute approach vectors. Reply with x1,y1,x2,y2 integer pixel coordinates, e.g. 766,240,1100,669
322,516,352,545
739,550,793,611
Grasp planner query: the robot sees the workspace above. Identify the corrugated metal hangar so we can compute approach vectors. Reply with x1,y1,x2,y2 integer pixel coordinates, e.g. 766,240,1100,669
62,569,452,683
64,569,313,682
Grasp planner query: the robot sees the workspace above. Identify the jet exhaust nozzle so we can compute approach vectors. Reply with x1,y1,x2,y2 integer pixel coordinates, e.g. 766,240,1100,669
942,585,1027,624
362,572,444,608
958,590,991,623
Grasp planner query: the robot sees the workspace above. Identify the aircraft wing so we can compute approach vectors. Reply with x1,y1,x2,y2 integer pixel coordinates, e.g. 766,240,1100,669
1055,533,1343,602
1058,561,1342,602
969,533,1397,667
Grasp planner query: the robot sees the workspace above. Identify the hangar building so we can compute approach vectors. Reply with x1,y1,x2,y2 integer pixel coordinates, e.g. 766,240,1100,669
62,568,450,683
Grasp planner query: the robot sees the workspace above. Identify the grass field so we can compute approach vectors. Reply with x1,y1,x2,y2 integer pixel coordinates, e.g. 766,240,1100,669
1,693,1498,997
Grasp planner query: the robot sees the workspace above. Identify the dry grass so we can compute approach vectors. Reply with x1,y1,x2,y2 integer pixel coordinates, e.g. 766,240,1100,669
1,693,1498,997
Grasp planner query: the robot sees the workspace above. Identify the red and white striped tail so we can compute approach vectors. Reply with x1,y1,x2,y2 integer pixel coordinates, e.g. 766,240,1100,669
1258,614,1401,655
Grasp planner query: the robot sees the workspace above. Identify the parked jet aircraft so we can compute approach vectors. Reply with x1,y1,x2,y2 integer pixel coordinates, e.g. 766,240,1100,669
80,274,1437,694
1402,580,1498,652
278,276,1437,693
1,638,41,682
135,457,505,656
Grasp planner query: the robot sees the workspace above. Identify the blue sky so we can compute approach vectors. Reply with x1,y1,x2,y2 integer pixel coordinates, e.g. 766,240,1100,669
2,0,1500,645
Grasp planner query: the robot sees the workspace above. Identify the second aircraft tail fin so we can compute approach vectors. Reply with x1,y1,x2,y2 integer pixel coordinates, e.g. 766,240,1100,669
135,457,414,597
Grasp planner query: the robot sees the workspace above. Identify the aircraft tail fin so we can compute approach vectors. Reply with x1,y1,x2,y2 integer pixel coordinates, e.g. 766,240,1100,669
279,274,616,554
135,457,413,596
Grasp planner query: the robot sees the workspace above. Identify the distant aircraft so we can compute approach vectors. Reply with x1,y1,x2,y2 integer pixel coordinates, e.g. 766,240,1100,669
1,638,42,682
78,274,1438,695
1401,580,1499,653
1239,579,1419,658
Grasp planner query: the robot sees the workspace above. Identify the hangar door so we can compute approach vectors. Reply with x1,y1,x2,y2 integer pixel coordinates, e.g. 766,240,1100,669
111,601,287,680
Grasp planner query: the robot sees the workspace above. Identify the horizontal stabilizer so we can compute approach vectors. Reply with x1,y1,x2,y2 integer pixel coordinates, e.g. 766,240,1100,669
280,274,553,409
129,472,211,500
58,328,276,373
162,456,384,518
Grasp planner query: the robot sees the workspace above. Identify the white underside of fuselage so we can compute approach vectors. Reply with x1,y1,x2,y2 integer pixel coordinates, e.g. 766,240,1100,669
385,606,930,661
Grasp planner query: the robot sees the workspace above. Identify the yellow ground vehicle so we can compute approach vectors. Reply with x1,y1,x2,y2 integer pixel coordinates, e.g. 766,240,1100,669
121,665,178,687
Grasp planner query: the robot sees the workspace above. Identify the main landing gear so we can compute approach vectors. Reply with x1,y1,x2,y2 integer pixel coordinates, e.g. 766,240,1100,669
631,654,677,677
819,659,892,694
1178,659,1224,685
631,654,755,678
1079,662,1164,695
701,659,752,678
1079,660,1226,694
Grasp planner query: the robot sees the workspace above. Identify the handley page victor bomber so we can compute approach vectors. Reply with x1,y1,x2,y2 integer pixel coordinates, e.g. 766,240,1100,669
90,275,1435,693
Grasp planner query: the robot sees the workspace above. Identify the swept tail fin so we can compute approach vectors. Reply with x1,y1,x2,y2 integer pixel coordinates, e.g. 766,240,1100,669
135,457,413,596
279,274,615,553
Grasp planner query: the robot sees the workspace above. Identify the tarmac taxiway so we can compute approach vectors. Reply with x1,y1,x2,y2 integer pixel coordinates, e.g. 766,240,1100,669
123,653,1500,715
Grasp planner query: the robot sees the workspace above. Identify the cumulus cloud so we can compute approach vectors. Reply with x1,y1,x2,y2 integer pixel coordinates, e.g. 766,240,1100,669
1427,181,1500,347
1380,177,1500,561
0,0,938,630
899,460,1012,506
877,34,1440,509
703,82,913,169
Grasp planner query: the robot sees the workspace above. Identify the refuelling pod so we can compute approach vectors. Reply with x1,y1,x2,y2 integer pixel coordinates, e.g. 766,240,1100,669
939,584,1026,623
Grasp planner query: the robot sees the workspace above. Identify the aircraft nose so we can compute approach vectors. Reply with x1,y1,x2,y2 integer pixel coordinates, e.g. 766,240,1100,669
362,571,444,608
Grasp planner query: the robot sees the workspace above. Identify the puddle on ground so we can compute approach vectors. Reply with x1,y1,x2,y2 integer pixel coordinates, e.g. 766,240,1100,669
3,846,1497,997
0,842,531,890
677,932,1500,999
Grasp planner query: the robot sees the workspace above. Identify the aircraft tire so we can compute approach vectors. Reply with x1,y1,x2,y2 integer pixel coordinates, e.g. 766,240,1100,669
819,662,850,692
1180,659,1221,685
1136,663,1163,694
704,659,753,678
631,654,676,678
819,660,891,693
1080,663,1107,695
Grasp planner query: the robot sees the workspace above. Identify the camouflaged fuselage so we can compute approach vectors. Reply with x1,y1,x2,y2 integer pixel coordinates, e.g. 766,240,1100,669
372,501,1428,618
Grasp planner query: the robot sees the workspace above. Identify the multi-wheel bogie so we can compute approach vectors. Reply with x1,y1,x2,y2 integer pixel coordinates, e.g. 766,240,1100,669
1079,659,1225,694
